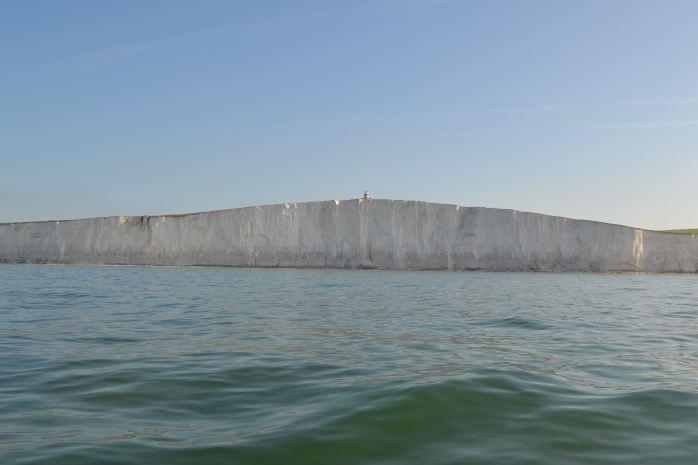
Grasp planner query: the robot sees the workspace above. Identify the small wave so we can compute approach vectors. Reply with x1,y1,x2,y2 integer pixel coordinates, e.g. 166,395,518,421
475,316,554,330
10,370,696,465
74,336,141,344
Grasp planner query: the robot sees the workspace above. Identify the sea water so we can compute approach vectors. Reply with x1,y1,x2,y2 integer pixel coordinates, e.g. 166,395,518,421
1,264,697,464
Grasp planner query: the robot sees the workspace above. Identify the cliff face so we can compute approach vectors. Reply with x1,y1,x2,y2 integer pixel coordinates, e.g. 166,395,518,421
1,199,697,272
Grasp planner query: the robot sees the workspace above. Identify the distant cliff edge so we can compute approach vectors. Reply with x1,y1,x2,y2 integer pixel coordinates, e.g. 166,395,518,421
1,199,697,272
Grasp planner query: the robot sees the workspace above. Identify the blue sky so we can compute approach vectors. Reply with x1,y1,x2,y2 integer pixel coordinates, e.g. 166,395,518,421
2,0,698,229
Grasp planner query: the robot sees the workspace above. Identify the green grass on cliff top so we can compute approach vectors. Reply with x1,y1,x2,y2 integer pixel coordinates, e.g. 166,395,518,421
662,228,698,234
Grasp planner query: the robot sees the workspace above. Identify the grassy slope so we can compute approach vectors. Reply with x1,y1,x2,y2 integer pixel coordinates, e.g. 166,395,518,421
662,229,698,234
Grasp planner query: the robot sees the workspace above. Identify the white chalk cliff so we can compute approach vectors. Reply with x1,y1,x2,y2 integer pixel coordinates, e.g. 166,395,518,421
1,199,697,272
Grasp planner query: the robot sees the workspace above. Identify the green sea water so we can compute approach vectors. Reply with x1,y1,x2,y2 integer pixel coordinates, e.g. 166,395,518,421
1,265,697,464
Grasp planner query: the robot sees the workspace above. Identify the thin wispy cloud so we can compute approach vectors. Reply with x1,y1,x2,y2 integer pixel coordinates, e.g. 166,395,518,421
504,98,698,113
228,98,698,133
579,120,698,130
69,11,330,70
453,119,698,138
354,0,456,18
394,0,455,13
71,30,215,69
68,1,454,71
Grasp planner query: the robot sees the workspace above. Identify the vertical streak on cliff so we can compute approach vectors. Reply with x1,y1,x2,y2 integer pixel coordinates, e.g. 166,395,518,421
358,199,370,267
633,229,645,270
